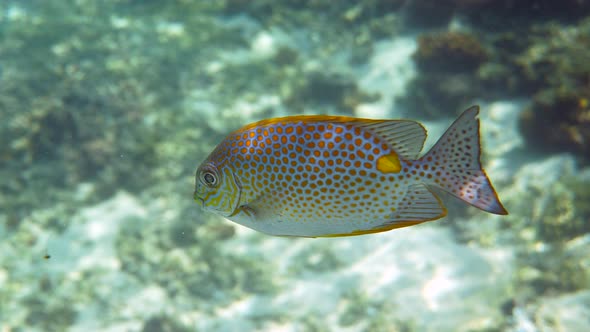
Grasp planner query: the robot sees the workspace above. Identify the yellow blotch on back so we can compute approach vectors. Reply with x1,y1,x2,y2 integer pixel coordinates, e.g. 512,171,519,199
376,152,401,173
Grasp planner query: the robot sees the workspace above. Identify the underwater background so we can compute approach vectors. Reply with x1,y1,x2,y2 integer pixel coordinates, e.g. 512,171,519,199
1,0,589,331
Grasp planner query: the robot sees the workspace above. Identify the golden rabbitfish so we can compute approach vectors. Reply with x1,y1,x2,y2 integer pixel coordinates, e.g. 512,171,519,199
194,106,507,237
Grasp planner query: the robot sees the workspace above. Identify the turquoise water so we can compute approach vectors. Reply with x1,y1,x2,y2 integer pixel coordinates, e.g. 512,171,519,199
1,1,589,331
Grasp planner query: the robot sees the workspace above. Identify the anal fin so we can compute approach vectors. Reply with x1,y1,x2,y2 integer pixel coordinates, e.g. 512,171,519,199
382,184,447,226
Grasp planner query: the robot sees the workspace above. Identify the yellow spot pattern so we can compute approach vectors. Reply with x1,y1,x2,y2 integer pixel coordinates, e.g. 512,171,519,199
206,118,415,227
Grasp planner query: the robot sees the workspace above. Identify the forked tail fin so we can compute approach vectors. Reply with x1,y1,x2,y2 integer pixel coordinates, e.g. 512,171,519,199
421,106,508,215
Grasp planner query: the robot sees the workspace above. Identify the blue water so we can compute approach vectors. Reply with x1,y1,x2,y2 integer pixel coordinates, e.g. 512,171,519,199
1,1,589,331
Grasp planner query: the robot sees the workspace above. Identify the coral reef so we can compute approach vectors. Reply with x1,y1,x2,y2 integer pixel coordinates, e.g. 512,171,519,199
519,90,590,163
461,0,590,28
401,32,488,118
512,20,590,161
0,1,221,220
515,21,590,93
456,155,590,302
534,290,590,332
282,70,380,113
402,3,590,166
1,1,590,331
413,32,488,73
402,0,455,28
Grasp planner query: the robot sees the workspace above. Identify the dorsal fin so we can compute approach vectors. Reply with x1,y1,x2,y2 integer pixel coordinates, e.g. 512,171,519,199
236,115,427,160
352,120,427,160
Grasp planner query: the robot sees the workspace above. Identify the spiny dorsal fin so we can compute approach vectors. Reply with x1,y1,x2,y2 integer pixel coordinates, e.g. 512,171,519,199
352,120,427,160
237,115,427,160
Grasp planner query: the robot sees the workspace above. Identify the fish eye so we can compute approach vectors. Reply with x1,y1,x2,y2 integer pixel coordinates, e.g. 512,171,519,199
201,171,217,187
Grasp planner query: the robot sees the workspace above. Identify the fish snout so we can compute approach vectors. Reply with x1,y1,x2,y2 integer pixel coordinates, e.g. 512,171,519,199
193,191,205,207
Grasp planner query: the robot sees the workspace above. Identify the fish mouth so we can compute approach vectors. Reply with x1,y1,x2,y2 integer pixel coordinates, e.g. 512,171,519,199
193,192,205,207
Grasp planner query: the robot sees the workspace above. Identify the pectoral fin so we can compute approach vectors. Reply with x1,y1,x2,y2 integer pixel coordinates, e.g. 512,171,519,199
229,191,283,223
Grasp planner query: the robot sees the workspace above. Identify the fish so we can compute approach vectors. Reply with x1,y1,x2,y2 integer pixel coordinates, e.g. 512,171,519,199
194,106,507,237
